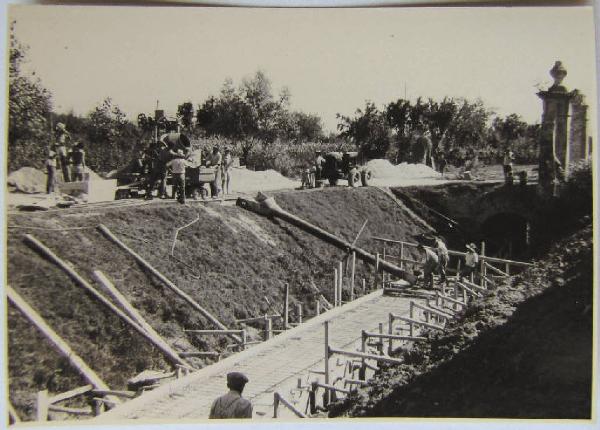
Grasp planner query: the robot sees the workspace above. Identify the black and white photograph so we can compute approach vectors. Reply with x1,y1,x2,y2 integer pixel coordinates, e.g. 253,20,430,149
2,1,597,427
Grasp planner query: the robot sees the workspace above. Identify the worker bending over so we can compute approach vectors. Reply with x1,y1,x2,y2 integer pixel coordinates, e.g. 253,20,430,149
418,243,439,290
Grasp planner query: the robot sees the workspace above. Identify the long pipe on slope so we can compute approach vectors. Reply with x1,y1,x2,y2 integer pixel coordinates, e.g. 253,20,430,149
237,194,416,284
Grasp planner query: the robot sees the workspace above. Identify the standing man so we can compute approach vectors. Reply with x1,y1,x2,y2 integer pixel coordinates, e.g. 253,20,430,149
167,149,187,204
221,148,233,195
206,146,222,198
209,372,253,419
418,243,439,290
434,235,449,285
460,243,479,282
314,150,325,183
45,149,57,194
69,143,86,181
55,122,71,182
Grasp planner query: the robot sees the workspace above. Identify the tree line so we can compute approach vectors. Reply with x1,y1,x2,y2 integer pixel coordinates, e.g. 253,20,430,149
8,26,539,176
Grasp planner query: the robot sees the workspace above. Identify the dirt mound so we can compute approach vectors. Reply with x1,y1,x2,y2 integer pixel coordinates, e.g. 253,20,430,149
7,167,47,193
336,223,593,419
367,159,439,180
231,167,299,192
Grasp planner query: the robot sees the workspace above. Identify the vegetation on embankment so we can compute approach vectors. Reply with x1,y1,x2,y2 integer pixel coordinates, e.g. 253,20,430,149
7,187,426,420
330,221,593,419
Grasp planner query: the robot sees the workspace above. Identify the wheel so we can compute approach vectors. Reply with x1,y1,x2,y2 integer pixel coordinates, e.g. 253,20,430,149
348,169,361,187
328,177,339,186
361,169,372,186
115,189,129,200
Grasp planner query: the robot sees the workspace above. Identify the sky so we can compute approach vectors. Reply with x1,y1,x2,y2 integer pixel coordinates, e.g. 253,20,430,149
8,5,598,134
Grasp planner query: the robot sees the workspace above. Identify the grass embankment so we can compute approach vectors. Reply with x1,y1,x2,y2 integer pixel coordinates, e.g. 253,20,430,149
332,222,593,419
7,186,426,420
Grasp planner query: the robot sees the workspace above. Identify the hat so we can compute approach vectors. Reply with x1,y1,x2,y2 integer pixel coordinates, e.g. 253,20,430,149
466,243,477,252
177,149,184,156
227,372,249,389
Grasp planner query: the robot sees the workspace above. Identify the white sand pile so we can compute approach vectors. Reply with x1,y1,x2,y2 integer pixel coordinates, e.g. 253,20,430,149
7,167,47,193
230,167,299,193
367,159,438,179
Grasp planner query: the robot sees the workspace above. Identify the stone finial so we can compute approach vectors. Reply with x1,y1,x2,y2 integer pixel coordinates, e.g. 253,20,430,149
550,61,567,87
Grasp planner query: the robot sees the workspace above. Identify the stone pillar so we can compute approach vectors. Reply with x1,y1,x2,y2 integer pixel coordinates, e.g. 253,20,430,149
537,61,573,191
569,89,588,164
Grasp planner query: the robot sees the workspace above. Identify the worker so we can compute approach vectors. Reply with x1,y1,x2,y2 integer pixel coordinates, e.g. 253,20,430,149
167,149,188,204
460,243,479,282
54,122,71,182
315,150,325,181
503,149,514,184
221,148,233,195
69,142,86,181
209,372,253,419
206,146,222,198
45,148,57,194
417,243,439,290
434,235,449,285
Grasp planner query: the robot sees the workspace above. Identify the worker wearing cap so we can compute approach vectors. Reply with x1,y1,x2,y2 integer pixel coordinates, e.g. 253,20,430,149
434,235,449,284
314,150,325,181
460,243,479,281
167,149,188,204
55,122,72,182
418,243,439,290
45,148,58,194
206,146,222,198
209,372,252,419
69,142,86,182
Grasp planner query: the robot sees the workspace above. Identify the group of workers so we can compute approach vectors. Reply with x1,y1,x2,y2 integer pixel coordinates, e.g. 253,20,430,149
418,235,479,290
45,122,87,194
301,150,326,189
136,134,234,204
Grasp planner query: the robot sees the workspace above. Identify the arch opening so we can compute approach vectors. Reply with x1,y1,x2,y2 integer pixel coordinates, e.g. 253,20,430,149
480,212,530,260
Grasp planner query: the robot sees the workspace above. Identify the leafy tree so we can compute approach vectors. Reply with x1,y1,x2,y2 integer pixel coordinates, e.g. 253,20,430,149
8,21,53,171
86,98,138,171
492,113,528,148
337,101,391,159
177,102,195,131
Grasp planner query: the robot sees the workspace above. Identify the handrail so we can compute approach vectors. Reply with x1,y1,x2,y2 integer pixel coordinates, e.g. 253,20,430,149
273,392,306,418
371,237,533,267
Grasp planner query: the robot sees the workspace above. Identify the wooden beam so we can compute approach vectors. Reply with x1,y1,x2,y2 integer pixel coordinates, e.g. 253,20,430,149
7,287,110,391
363,332,426,342
23,235,189,369
273,392,307,418
90,389,136,399
389,314,445,332
48,384,93,404
47,405,93,416
328,347,404,365
97,225,238,342
93,270,191,369
313,382,351,395
236,314,280,324
179,351,220,357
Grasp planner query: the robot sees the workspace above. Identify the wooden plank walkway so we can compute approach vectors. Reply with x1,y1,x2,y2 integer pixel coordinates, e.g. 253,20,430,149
97,289,424,421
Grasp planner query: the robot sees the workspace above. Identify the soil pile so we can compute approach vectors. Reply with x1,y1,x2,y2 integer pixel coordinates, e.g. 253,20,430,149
334,221,593,419
7,167,47,193
367,160,439,180
231,167,299,192
7,187,426,420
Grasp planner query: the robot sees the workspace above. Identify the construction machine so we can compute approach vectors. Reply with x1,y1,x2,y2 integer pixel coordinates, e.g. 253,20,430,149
319,151,373,187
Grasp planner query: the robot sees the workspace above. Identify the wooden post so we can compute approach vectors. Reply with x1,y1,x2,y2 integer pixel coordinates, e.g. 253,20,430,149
96,226,236,339
505,262,510,276
283,283,289,330
375,253,380,289
273,392,280,418
324,321,330,404
409,301,414,319
350,252,356,301
93,270,186,367
264,315,272,340
360,330,367,380
480,241,486,288
315,299,321,316
297,303,303,324
8,286,111,393
378,323,383,354
338,261,343,305
388,313,394,354
400,242,404,270
382,244,387,289
333,269,338,307
36,390,49,422
241,330,247,351
362,278,366,294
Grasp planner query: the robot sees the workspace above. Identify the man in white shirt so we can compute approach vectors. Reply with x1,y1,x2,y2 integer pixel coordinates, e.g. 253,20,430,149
460,243,479,281
166,149,188,204
435,236,449,284
418,243,439,290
